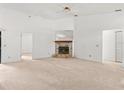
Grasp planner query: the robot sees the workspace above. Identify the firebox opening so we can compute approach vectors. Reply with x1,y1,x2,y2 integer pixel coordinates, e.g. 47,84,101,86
59,46,69,54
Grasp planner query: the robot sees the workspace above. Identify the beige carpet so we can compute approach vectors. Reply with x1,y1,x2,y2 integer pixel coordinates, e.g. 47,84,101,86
0,58,124,90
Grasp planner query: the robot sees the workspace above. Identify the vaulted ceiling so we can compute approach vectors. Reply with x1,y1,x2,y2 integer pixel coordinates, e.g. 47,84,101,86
0,3,124,19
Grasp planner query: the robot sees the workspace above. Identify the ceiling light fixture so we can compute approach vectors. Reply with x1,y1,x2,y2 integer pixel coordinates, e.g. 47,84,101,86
56,4,78,17
74,14,78,17
115,9,122,12
28,16,32,18
64,6,71,12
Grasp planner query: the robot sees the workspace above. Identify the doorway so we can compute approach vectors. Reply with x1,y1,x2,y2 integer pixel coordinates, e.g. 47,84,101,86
21,33,33,61
102,29,123,64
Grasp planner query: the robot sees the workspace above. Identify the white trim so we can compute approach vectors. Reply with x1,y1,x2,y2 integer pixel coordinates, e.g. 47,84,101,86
102,29,123,65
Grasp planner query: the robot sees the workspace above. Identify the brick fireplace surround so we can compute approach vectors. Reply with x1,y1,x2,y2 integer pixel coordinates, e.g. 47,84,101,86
54,40,72,58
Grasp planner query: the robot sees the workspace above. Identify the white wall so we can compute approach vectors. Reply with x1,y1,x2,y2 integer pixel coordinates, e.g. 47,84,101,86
3,5,124,65
22,33,32,54
32,17,74,59
0,7,75,63
0,8,55,63
1,31,21,63
33,30,55,59
54,17,74,31
0,8,26,63
102,30,116,62
74,12,124,62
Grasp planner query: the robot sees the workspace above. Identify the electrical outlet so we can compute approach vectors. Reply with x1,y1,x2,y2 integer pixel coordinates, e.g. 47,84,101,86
8,56,11,59
96,44,99,47
4,44,7,47
89,54,92,58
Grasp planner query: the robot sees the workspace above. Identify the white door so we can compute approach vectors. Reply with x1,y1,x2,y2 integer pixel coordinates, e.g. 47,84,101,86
115,31,123,62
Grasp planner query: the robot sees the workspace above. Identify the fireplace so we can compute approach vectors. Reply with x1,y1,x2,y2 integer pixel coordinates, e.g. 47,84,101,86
59,46,69,54
54,40,72,58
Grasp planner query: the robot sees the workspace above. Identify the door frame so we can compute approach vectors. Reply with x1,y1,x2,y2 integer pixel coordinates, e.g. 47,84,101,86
115,31,123,63
20,32,33,61
0,31,1,63
102,29,123,64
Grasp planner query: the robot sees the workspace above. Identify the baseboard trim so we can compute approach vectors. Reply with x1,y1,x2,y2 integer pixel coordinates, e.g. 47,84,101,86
76,57,102,63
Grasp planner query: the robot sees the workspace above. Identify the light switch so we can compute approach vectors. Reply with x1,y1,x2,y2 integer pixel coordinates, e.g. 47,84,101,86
4,44,7,47
96,44,99,47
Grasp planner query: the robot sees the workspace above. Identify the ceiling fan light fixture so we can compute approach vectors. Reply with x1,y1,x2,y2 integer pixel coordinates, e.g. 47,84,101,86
28,16,32,18
64,6,71,12
74,14,78,17
115,9,122,12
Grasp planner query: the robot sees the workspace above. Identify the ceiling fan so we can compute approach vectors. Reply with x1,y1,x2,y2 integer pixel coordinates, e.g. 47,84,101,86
56,5,78,17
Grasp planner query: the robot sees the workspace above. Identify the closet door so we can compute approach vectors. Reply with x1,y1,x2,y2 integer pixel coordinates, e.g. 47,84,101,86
115,31,123,62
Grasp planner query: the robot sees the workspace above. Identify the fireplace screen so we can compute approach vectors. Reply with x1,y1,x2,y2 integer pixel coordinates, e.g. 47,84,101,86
58,46,69,54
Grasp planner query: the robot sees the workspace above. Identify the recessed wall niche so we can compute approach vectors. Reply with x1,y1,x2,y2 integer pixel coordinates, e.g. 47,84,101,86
55,30,73,41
